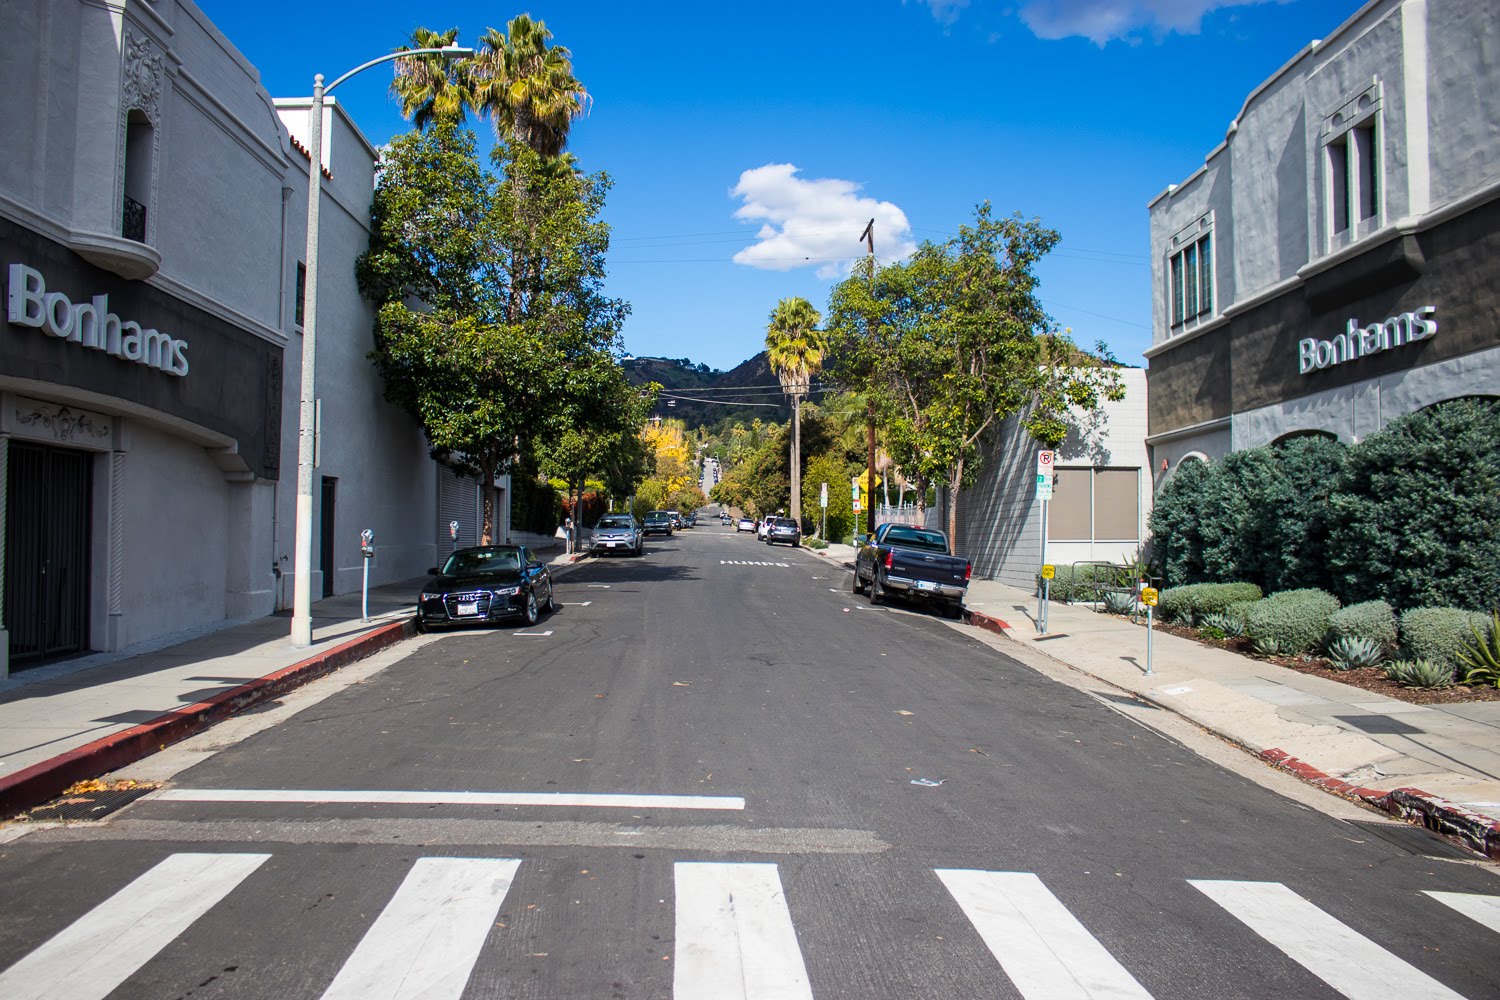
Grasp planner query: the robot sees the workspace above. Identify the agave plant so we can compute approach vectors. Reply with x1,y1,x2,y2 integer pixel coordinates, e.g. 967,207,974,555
1325,635,1385,671
1199,612,1245,638
1251,635,1284,657
1103,591,1137,616
1383,658,1455,689
1457,612,1500,688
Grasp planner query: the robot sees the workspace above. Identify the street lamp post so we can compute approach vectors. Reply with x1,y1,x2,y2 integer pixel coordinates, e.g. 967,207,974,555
291,45,471,646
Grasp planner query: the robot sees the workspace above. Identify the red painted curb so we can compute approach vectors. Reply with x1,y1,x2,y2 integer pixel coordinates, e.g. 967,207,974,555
964,610,1013,635
0,618,414,819
1259,748,1500,860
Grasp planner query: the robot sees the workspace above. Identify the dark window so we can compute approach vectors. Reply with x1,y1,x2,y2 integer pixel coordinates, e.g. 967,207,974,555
1329,138,1351,235
295,263,307,328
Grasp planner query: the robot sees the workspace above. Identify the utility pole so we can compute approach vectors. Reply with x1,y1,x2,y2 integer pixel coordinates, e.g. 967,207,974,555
859,217,877,536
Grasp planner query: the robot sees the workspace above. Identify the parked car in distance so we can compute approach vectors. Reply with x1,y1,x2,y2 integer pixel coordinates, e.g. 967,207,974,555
668,510,683,529
853,523,970,618
417,545,556,630
736,517,755,533
590,514,643,556
720,512,732,525
765,516,801,547
643,510,674,536
757,518,771,541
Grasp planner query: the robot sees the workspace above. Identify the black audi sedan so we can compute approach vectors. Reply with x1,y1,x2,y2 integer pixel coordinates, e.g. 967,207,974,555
416,545,557,631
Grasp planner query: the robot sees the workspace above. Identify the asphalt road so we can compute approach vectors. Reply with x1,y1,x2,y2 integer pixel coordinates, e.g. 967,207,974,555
2,522,1498,999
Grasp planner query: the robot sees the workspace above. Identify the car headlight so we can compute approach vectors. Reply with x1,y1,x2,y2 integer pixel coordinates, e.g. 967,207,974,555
492,586,521,596
420,591,440,601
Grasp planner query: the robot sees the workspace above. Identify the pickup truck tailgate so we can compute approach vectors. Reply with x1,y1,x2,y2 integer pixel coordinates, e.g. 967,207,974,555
889,550,968,586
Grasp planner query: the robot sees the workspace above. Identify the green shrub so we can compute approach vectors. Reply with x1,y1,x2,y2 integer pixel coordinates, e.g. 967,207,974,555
1243,589,1341,654
1158,582,1263,623
803,536,829,550
1383,658,1455,689
1328,398,1500,611
1457,612,1500,688
1326,600,1398,650
1326,635,1385,670
1251,635,1286,657
1399,607,1493,668
1102,591,1137,615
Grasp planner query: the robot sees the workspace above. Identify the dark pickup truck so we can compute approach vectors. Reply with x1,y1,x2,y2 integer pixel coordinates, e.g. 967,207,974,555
853,523,971,618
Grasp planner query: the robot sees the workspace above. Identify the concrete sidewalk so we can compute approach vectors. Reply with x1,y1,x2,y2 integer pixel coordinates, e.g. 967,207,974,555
0,545,574,817
814,542,1500,858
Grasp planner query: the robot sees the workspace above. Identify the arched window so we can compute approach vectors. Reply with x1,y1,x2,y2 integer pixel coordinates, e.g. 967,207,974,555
1272,429,1339,446
122,110,154,243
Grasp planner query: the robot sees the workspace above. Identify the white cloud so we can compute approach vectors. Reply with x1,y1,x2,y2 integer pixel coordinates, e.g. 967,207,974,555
914,0,972,26
730,164,916,280
1017,0,1281,44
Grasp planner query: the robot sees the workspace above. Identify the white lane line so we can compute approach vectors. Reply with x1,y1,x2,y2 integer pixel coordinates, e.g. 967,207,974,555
674,862,813,1000
320,857,519,1000
158,788,746,810
936,869,1152,999
1423,891,1500,934
1190,880,1463,1000
512,629,553,636
587,584,611,589
0,852,269,1000
561,601,593,606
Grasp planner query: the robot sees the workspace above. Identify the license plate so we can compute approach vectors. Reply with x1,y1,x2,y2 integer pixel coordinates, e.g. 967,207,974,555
457,601,479,616
916,581,937,592
606,541,619,547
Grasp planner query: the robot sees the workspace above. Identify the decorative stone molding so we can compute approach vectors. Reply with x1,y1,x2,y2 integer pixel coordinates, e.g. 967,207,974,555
123,29,166,127
12,398,114,449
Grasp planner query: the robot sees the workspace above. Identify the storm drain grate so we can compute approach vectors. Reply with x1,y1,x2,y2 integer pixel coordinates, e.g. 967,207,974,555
26,782,158,822
1349,820,1479,860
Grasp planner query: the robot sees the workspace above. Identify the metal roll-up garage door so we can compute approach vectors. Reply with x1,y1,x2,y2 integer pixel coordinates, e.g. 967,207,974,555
436,465,480,563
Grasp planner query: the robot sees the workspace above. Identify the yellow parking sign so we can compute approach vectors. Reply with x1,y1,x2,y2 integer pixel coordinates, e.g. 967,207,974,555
1041,564,1055,580
1141,587,1159,606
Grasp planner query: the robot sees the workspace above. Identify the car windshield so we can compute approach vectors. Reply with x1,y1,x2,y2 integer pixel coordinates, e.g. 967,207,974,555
441,548,522,576
596,517,633,529
647,511,669,520
882,526,949,552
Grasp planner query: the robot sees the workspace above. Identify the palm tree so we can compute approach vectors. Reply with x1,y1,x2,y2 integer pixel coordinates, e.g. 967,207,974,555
765,297,826,525
390,27,472,131
470,15,590,156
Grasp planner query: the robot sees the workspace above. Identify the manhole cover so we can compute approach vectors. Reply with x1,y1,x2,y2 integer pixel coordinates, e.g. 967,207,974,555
26,781,158,822
1349,820,1478,860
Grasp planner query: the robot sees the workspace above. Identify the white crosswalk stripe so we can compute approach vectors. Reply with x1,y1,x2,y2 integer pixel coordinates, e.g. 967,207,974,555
936,869,1153,999
0,852,269,1000
2,854,1492,998
1424,891,1500,934
674,861,814,1000
319,856,521,1000
1190,879,1465,1000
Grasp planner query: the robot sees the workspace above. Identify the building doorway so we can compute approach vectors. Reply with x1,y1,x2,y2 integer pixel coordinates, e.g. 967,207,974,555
319,475,336,598
5,441,92,667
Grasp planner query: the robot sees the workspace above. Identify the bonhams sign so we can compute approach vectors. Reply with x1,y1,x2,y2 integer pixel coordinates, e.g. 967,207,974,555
6,263,189,377
1298,305,1436,375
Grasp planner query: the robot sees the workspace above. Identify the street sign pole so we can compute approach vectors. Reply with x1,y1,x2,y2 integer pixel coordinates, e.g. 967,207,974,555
1035,450,1055,634
1141,586,1160,675
819,482,828,540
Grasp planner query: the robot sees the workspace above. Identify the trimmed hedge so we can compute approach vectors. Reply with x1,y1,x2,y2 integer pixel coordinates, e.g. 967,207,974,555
1158,582,1263,624
1326,600,1398,650
1399,607,1493,668
1243,589,1342,654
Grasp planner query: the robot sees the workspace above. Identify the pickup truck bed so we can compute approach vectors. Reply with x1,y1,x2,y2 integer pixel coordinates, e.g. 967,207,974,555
853,523,970,618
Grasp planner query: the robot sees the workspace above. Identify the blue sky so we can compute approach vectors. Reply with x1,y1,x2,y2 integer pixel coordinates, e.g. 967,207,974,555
201,0,1359,371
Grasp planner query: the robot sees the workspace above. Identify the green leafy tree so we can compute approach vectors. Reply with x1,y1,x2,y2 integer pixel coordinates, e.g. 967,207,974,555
826,203,1123,549
765,297,825,523
358,121,627,544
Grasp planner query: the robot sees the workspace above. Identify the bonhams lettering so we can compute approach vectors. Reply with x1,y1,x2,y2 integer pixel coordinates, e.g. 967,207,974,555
6,263,189,377
1298,305,1436,375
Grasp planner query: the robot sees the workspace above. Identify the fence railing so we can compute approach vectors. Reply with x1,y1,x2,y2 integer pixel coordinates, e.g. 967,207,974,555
873,504,941,529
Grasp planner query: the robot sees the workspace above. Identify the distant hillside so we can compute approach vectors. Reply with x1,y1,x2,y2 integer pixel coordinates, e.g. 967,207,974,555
623,353,800,428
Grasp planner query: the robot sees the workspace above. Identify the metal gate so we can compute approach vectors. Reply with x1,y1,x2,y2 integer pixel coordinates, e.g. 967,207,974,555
5,441,92,667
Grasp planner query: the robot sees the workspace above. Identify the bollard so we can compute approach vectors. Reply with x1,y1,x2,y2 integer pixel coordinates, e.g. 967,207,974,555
360,528,375,622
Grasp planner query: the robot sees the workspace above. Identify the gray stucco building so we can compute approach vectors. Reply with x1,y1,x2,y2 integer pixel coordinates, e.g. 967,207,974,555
0,0,446,676
1145,0,1500,479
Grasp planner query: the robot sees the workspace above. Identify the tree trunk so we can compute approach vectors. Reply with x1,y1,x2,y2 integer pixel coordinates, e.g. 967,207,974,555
789,397,802,522
946,459,964,552
480,457,497,545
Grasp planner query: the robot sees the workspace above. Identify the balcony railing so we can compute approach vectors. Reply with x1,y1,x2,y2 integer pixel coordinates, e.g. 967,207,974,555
121,196,147,243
